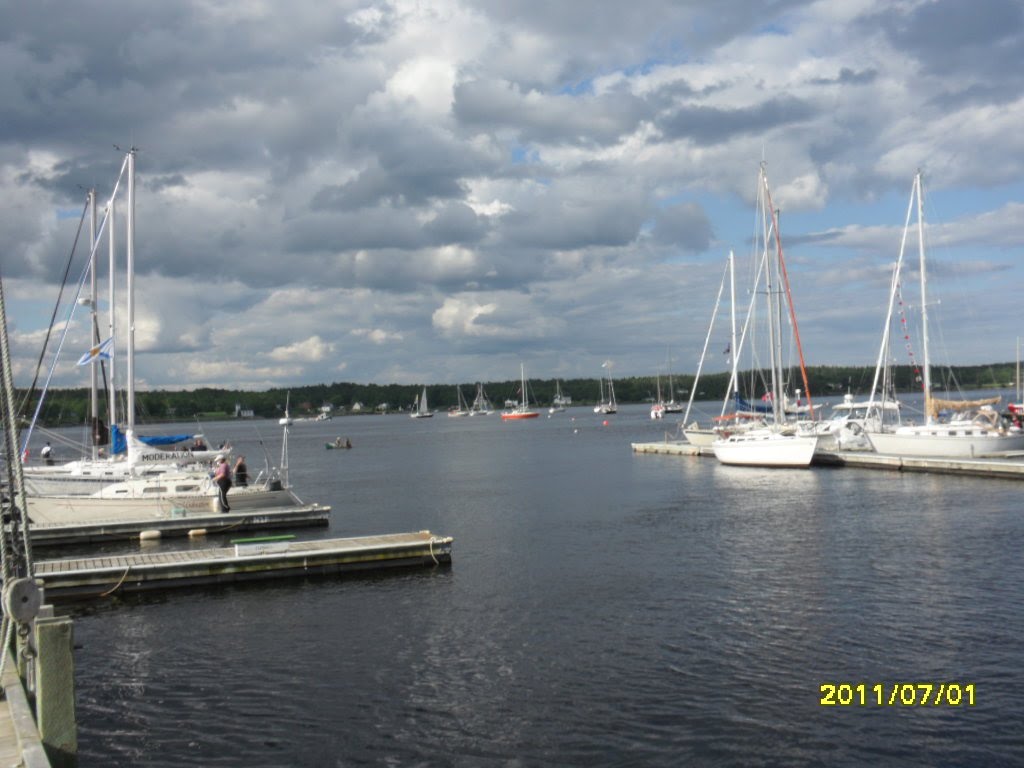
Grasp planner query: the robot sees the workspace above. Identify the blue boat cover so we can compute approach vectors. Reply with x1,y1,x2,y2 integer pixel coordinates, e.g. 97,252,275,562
111,424,193,455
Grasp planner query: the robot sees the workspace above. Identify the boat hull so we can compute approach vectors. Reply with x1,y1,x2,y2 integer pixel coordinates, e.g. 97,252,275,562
501,411,539,420
867,428,1024,457
712,431,819,467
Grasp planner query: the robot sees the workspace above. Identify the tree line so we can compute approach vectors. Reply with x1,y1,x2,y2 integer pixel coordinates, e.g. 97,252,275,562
18,362,1021,427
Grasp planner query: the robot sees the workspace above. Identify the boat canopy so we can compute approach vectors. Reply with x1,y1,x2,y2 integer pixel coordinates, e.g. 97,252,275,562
927,396,1000,420
111,424,193,455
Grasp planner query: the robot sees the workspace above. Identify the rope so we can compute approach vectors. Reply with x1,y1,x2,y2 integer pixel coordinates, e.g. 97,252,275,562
427,537,439,565
98,565,132,598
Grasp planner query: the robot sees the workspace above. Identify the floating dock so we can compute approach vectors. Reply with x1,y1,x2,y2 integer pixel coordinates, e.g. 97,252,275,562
30,504,330,547
34,530,452,601
812,450,1024,478
631,440,705,456
631,440,1024,479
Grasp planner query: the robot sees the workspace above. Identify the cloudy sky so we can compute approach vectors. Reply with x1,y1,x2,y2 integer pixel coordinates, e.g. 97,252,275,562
3,0,1024,392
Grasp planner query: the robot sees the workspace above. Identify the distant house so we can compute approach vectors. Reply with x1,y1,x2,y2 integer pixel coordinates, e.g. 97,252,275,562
351,401,364,412
234,403,255,419
375,403,389,414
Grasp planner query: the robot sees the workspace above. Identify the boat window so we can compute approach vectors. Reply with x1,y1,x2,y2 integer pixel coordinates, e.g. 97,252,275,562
176,485,200,492
142,487,167,494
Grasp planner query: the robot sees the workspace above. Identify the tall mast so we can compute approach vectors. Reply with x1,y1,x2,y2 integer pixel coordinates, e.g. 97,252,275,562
762,166,814,420
107,193,117,435
88,189,99,460
869,177,917,422
916,172,931,424
126,149,136,431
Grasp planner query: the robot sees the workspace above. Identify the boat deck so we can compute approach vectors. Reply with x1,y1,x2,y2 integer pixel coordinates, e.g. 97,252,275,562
35,530,452,601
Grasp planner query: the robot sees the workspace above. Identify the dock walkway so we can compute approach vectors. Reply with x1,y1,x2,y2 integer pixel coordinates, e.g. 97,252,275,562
35,530,453,601
30,503,330,547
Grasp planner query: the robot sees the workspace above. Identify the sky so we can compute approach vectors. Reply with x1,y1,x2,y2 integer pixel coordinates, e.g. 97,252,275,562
2,0,1024,392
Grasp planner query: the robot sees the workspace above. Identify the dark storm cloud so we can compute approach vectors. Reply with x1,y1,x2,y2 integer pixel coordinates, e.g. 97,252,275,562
651,203,714,252
656,95,816,145
499,194,648,250
872,0,1024,82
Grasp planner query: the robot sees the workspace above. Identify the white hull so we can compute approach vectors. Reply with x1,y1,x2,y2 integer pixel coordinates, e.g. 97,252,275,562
683,428,717,447
712,430,819,467
867,428,1024,458
27,484,301,527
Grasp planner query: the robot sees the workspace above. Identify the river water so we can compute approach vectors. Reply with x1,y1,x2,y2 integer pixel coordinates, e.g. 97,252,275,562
62,402,1023,766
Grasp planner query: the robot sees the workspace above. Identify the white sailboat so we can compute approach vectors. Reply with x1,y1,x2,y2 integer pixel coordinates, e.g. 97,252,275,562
594,362,617,414
410,386,433,418
650,374,665,419
866,172,1024,457
711,163,819,468
501,364,539,420
549,380,569,414
470,383,493,415
448,386,470,417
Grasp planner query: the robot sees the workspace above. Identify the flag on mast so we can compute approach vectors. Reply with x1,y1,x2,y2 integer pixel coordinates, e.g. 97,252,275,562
77,336,113,366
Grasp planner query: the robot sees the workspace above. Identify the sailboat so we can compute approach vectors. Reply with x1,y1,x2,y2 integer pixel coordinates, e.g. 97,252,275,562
448,386,470,417
549,380,569,414
650,374,665,419
663,354,684,413
501,364,539,420
410,386,433,418
865,172,1024,457
594,362,617,414
470,383,493,415
711,163,820,467
279,392,293,426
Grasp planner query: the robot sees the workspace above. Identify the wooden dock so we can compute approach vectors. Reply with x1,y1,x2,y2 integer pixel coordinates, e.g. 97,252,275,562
631,440,1024,479
631,440,705,456
812,450,1024,478
0,648,49,768
34,530,452,601
30,503,330,547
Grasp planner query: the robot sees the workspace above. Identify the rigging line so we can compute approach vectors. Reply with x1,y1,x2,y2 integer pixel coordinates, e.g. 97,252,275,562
16,196,90,418
0,273,35,576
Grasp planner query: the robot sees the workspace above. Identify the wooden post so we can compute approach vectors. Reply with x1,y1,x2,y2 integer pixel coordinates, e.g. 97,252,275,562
33,616,76,767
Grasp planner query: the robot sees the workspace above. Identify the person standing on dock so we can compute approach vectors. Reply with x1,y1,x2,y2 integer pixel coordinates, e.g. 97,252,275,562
234,455,248,487
213,455,233,512
40,442,53,465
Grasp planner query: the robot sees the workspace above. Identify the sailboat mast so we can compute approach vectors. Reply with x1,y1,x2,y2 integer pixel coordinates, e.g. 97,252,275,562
126,149,136,431
762,167,815,420
869,179,917,421
684,253,730,426
759,167,782,423
915,172,932,424
107,192,118,435
88,189,99,460
520,363,527,407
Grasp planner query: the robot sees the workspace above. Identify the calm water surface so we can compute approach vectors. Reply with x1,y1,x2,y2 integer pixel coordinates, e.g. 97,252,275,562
63,404,1024,766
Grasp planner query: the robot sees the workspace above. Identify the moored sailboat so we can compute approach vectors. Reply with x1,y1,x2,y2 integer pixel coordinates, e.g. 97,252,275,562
865,172,1024,457
501,364,539,420
711,163,819,467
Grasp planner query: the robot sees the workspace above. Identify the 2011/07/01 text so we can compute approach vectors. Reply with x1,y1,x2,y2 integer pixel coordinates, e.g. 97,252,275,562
820,683,975,707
